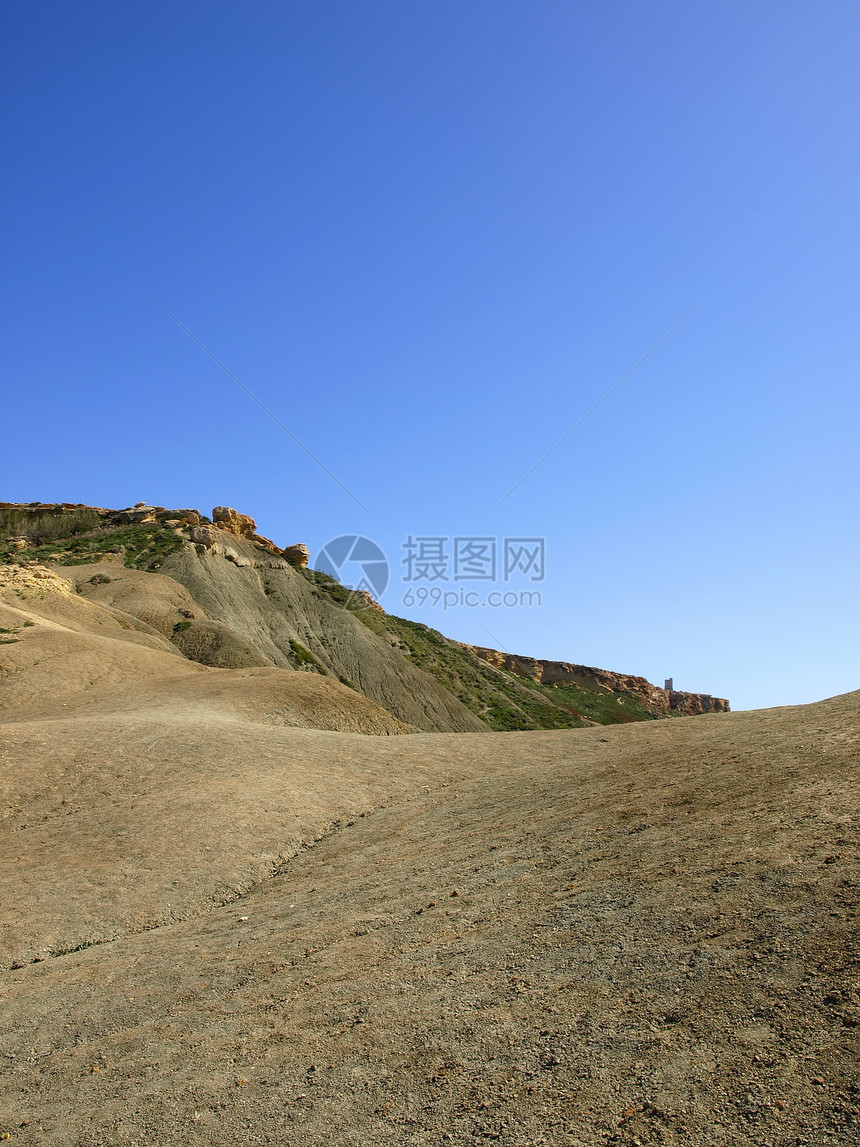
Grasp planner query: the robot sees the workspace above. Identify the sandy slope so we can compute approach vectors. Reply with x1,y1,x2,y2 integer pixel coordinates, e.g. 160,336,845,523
1,569,858,1144
0,566,409,730
1,696,858,1142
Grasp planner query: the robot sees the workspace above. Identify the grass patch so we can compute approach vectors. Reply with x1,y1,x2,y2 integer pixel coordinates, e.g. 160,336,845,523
0,525,185,571
547,683,653,724
289,639,327,674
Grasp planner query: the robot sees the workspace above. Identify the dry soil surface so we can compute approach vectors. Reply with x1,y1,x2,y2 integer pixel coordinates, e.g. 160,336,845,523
1,577,858,1145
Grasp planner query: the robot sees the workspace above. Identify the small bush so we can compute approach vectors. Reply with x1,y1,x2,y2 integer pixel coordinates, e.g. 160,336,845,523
289,639,326,673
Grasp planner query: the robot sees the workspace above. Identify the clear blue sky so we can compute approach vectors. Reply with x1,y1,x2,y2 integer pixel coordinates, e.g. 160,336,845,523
3,1,858,711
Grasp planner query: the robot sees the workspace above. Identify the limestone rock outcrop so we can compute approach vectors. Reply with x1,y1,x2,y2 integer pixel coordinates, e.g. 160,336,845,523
112,506,202,527
250,534,279,554
212,506,257,538
0,503,203,531
1,501,276,556
281,543,310,568
665,690,730,716
209,508,287,556
461,645,729,716
189,526,221,548
114,506,158,524
349,588,385,614
0,563,74,596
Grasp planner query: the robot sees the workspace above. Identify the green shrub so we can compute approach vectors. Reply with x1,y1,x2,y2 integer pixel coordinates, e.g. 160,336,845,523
2,525,185,570
0,507,102,542
289,639,326,673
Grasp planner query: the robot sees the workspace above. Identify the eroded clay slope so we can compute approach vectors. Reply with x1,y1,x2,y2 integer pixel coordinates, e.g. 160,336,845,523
0,691,857,1144
157,538,487,732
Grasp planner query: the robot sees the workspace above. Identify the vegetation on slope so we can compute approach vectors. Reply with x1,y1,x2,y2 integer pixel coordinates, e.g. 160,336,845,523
300,568,655,731
0,517,185,571
0,506,103,541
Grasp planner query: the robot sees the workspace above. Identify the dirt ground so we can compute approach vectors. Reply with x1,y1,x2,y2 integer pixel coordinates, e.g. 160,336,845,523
1,577,858,1145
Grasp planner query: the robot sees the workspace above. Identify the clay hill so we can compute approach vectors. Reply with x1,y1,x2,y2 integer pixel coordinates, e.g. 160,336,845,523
1,501,857,1146
0,501,727,732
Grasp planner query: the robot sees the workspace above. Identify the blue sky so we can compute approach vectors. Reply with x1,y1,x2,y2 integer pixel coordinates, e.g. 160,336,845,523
3,1,858,710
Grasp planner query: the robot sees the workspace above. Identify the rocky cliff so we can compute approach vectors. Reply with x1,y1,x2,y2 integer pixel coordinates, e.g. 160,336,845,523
461,645,729,716
0,501,309,564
